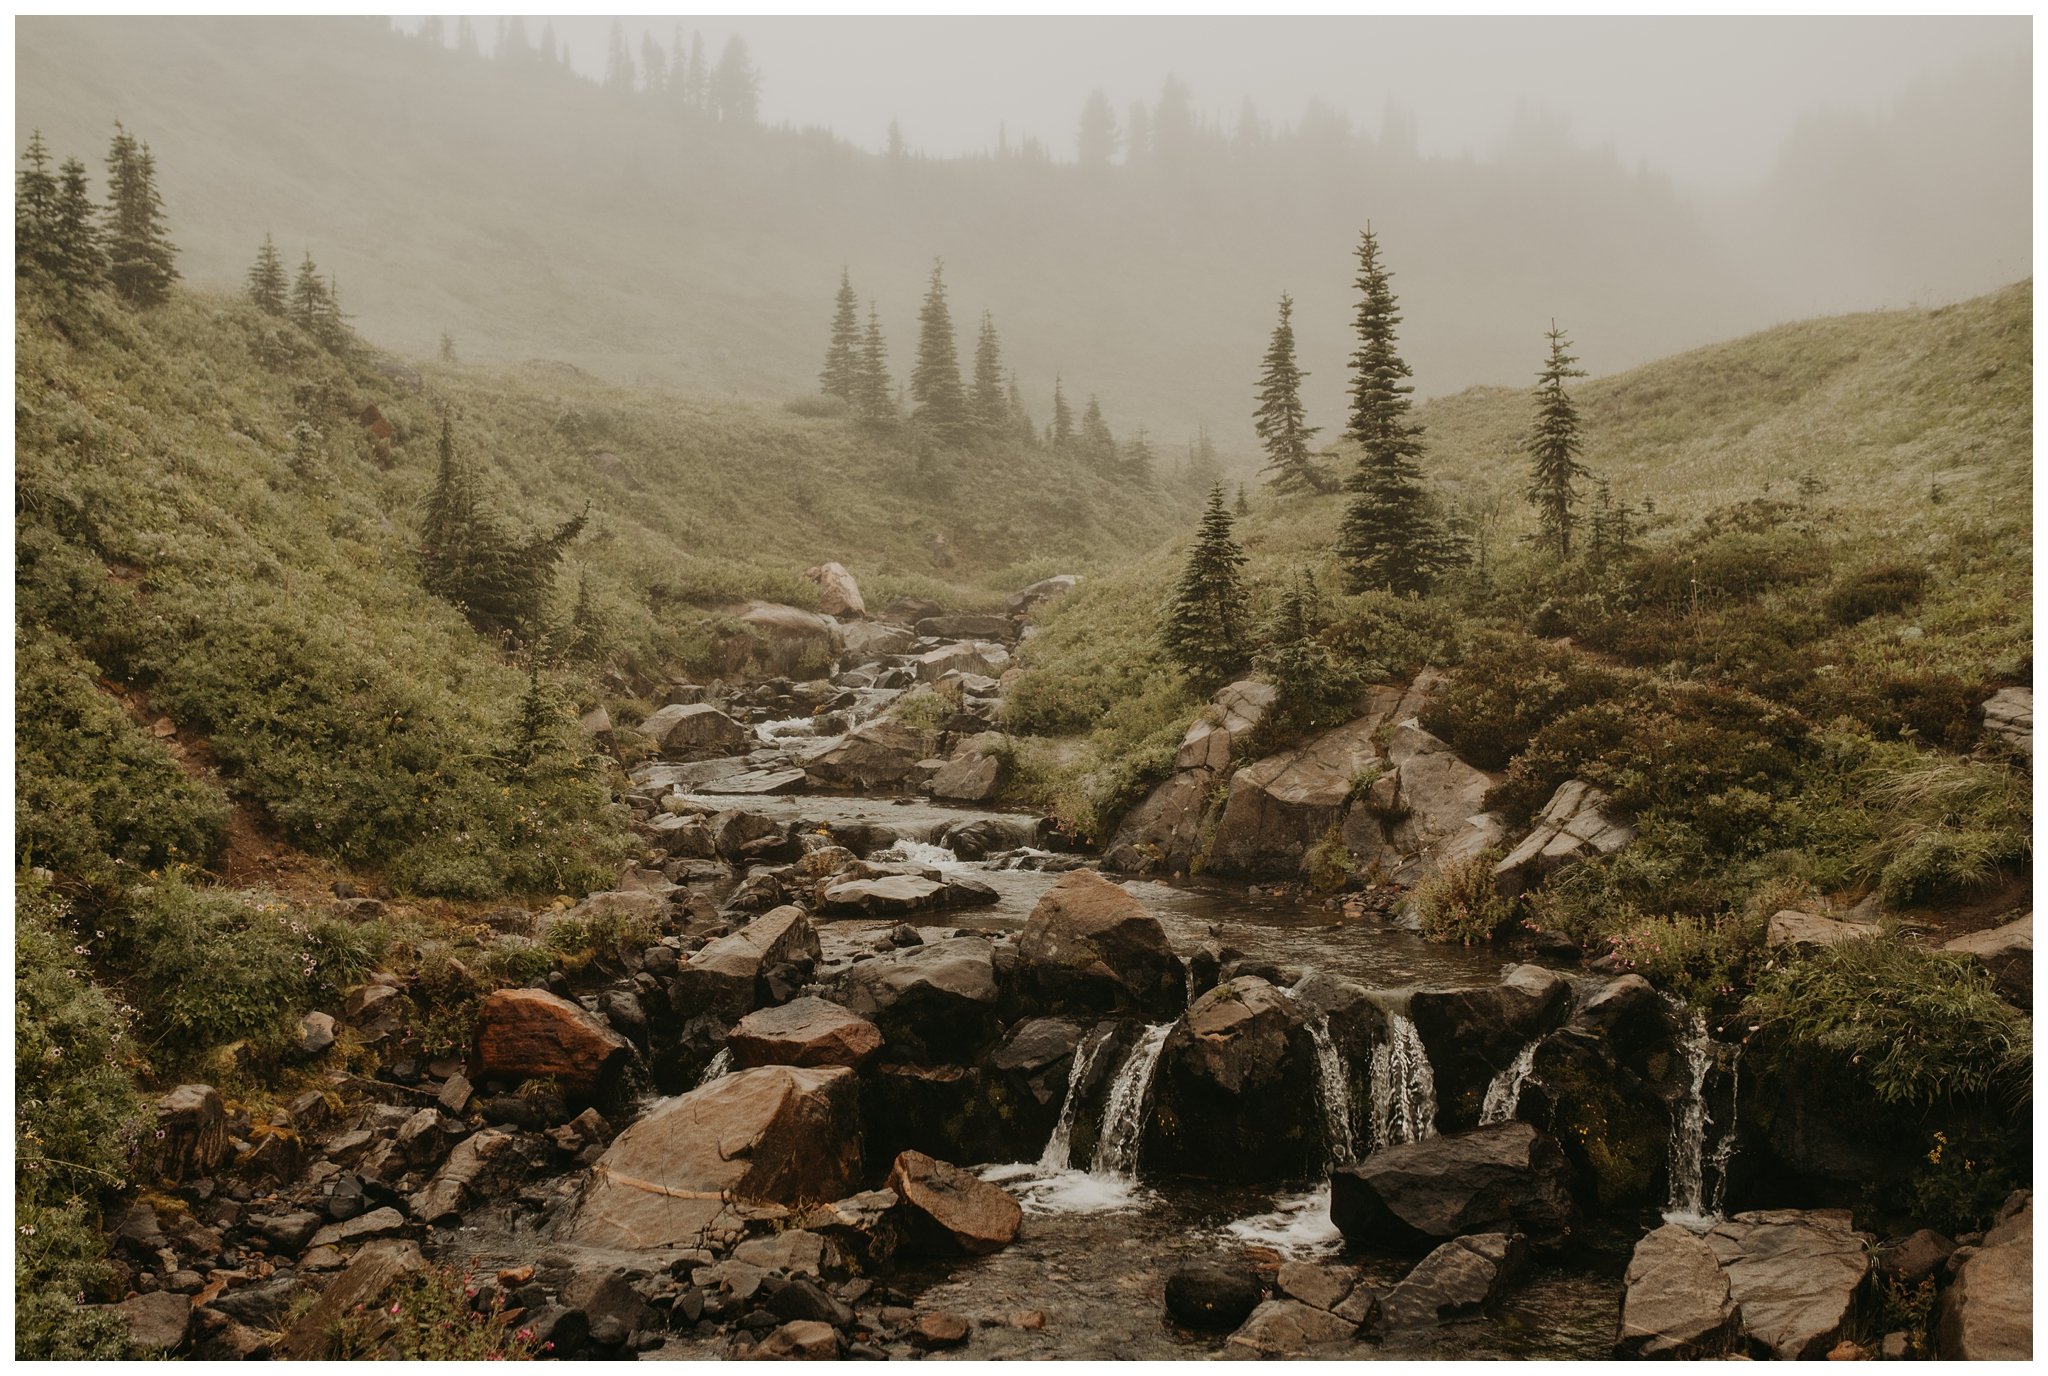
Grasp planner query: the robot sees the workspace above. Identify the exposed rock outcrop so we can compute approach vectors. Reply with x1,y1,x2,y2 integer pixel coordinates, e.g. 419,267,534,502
1703,1209,1873,1360
1936,1191,2031,1360
1943,913,2031,1007
1104,679,1275,875
1148,976,1318,1180
1493,780,1635,898
803,562,866,619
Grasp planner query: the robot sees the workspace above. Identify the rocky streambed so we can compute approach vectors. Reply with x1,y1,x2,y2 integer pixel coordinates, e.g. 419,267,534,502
111,589,2032,1362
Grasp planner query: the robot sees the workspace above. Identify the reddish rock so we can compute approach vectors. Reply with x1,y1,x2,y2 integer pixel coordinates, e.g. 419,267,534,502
886,1150,1022,1256
471,988,631,1100
728,997,884,1070
1015,869,1186,1020
752,1319,843,1359
911,1311,972,1349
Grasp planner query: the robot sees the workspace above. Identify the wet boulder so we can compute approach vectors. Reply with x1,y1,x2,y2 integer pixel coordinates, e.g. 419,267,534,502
934,815,1041,859
823,936,1000,1062
931,735,1005,803
670,906,821,1028
1106,680,1276,876
1330,1122,1578,1254
1408,966,1572,1131
1614,1223,1743,1358
1937,1191,2031,1360
1377,1232,1529,1331
728,997,884,1070
885,1149,1022,1255
1492,780,1635,898
804,720,929,791
1013,870,1187,1021
861,1062,1018,1167
1225,1299,1358,1357
710,809,798,863
1147,976,1319,1182
471,989,631,1102
1703,1208,1873,1360
1166,1258,1264,1330
817,871,997,917
573,1066,863,1250
640,703,750,760
799,1189,905,1270
914,640,1010,683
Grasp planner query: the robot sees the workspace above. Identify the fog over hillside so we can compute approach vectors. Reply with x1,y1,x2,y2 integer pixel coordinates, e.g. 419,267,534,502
16,16,2030,462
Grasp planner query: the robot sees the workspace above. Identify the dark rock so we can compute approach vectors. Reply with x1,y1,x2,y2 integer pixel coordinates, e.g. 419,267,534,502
1879,1228,1957,1287
886,1150,1022,1256
1165,1259,1263,1330
1408,966,1572,1131
1148,976,1319,1181
1012,870,1187,1020
156,1085,228,1183
824,936,999,1062
1378,1232,1528,1330
729,997,884,1070
1330,1122,1578,1254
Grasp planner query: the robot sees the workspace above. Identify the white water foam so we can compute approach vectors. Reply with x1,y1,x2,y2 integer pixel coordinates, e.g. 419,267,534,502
981,1023,1174,1216
1369,1012,1438,1149
1222,1189,1345,1256
695,1047,733,1088
1307,1019,1359,1167
1479,1040,1540,1126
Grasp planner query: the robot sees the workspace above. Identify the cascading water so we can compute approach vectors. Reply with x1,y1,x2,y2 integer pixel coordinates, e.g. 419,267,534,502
1093,1024,1174,1175
696,1047,734,1088
1307,1019,1359,1166
1480,1041,1541,1126
1369,1012,1438,1149
884,839,964,869
1037,1028,1116,1172
1661,998,1740,1227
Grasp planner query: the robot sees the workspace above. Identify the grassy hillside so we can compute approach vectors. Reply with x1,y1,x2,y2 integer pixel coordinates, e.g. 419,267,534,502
18,19,2027,459
15,280,1185,905
1006,282,2032,892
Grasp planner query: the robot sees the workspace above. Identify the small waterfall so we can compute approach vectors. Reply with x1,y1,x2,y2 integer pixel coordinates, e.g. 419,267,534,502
1037,1028,1116,1171
695,1047,734,1088
1479,1040,1540,1126
1092,1023,1174,1176
1307,1020,1359,1167
1368,1013,1438,1150
1661,998,1740,1227
885,839,962,869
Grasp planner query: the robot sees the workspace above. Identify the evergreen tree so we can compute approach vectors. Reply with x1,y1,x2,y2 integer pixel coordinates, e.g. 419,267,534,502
1236,483,1250,517
819,268,861,400
1187,425,1223,492
289,251,330,334
16,130,61,283
1586,474,1637,569
713,35,760,124
910,261,970,445
1523,321,1592,560
1007,372,1035,446
1256,570,1361,737
52,157,105,291
455,17,478,57
315,272,353,354
538,21,559,66
853,300,895,422
1051,377,1075,454
245,233,288,315
500,16,532,63
1160,484,1251,684
1335,225,1458,595
1254,293,1328,494
684,32,709,111
971,312,1007,435
101,124,178,306
507,661,559,780
639,32,668,95
1121,428,1157,484
603,21,635,94
1076,89,1119,167
1080,394,1115,471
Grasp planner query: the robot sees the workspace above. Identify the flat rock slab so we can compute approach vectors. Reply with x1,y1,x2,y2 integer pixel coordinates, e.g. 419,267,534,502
1616,1223,1743,1358
1943,914,2031,1007
1379,1232,1528,1330
697,768,809,796
1226,1299,1358,1357
1704,1209,1872,1360
728,997,884,1069
1766,910,1878,951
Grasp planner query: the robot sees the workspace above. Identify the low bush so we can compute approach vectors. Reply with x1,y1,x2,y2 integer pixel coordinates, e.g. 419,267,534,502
1420,632,1624,770
1824,560,1930,625
1414,850,1515,945
331,1262,545,1360
1744,938,2030,1109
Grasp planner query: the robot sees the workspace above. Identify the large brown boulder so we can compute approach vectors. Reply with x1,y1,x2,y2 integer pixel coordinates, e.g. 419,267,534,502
640,702,750,759
1105,679,1277,875
803,720,929,791
1614,1223,1743,1358
728,997,884,1070
471,988,631,1101
1943,914,2031,1007
1205,714,1384,877
1330,1122,1578,1254
573,1066,863,1250
1013,870,1186,1020
155,1084,228,1183
1937,1191,2032,1360
803,561,867,619
1148,976,1319,1181
1343,719,1497,886
1703,1209,1873,1360
670,906,821,1027
1378,1232,1529,1330
885,1150,1022,1256
824,936,1000,1062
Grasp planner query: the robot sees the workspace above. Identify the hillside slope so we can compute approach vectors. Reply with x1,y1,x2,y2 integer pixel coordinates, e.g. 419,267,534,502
1008,280,2032,839
17,19,2028,456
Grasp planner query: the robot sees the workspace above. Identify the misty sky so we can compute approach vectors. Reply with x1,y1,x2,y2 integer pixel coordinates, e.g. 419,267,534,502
483,15,2026,191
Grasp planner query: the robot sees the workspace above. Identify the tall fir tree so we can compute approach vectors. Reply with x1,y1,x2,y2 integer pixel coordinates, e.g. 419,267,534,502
603,21,635,93
1335,225,1457,595
52,157,105,291
101,124,178,306
1256,569,1360,736
1007,372,1036,446
854,300,895,422
1235,483,1250,517
1050,377,1075,454
1121,428,1156,485
1076,89,1120,167
1080,394,1115,471
971,312,1007,435
910,261,970,445
713,35,760,124
1254,293,1327,494
639,32,668,95
16,130,61,283
1187,424,1224,492
1522,321,1591,560
819,268,861,400
1161,484,1251,684
685,32,709,111
419,412,587,641
246,233,288,315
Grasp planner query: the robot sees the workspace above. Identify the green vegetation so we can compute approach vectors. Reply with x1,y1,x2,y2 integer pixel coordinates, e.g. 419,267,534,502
1413,849,1515,945
1254,293,1328,496
1160,486,1251,686
1521,322,1592,560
